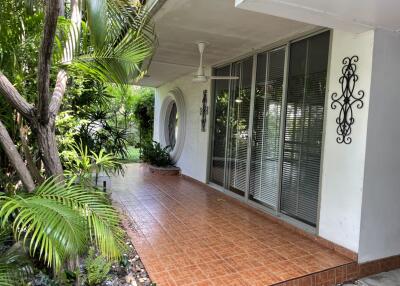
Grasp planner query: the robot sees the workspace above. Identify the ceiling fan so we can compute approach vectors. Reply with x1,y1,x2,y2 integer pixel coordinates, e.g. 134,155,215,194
192,42,239,83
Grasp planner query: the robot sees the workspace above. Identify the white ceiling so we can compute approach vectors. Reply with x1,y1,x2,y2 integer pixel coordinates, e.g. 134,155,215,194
139,0,315,87
236,0,400,33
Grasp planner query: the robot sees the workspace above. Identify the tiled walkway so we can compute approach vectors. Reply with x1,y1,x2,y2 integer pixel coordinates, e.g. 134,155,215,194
112,164,353,286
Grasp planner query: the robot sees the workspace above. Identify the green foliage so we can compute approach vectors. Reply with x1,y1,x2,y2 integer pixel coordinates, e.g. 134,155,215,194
67,1,157,84
32,272,60,286
0,0,157,281
105,85,155,147
58,77,130,160
85,248,111,286
0,178,125,273
125,146,141,163
130,87,155,145
0,0,44,183
0,237,33,286
63,142,123,188
56,111,88,164
141,141,172,167
0,0,43,100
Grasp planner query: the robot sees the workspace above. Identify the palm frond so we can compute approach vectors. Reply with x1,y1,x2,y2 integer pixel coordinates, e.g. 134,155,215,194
0,243,33,286
66,0,157,84
36,179,125,259
0,192,87,271
0,177,125,272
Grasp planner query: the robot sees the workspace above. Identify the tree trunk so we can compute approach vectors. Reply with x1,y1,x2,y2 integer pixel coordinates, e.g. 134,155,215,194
58,0,65,17
0,0,81,190
0,121,35,192
37,123,64,178
20,128,43,183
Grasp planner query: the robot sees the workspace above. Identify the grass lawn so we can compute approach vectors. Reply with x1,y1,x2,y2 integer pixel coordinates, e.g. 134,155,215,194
120,146,141,163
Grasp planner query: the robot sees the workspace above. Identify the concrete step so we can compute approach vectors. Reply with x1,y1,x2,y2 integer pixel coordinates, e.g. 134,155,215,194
343,269,400,286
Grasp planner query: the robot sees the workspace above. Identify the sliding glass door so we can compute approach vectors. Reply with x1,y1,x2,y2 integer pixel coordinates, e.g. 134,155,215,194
280,32,330,226
209,31,330,226
226,57,253,196
249,48,285,208
209,65,231,186
209,57,253,196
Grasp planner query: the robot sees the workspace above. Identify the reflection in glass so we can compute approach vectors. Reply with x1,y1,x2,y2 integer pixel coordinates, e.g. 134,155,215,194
208,32,329,227
280,31,329,226
209,66,230,186
227,57,253,196
249,48,285,208
167,102,178,149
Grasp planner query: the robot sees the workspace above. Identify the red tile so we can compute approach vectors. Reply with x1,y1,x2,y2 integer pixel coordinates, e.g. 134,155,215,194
113,164,353,286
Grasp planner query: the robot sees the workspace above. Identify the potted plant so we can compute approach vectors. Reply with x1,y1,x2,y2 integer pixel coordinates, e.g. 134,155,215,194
141,141,180,175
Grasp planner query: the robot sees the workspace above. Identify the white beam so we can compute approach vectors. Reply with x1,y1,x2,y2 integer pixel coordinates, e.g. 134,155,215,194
235,0,373,33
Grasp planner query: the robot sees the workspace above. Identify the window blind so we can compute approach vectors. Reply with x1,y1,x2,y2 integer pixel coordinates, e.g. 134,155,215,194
249,48,285,208
280,32,330,225
227,57,253,196
209,65,231,186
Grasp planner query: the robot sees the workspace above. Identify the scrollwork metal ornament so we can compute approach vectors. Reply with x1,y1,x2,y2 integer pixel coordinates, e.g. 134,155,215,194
200,89,208,132
331,55,365,144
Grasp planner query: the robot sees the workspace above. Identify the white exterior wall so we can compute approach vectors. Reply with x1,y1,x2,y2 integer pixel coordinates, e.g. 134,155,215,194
318,30,374,253
358,29,400,263
153,29,383,257
154,69,212,182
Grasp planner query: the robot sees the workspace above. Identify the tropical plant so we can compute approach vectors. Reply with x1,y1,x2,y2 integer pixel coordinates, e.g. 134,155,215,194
0,0,45,191
0,228,33,286
0,0,155,282
57,76,131,161
141,141,172,167
130,87,155,148
31,271,61,286
0,0,156,191
0,178,125,273
77,108,130,159
63,142,123,188
84,248,112,286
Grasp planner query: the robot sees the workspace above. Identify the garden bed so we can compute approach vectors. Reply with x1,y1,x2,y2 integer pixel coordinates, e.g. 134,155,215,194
102,204,154,286
28,225,153,286
101,237,152,286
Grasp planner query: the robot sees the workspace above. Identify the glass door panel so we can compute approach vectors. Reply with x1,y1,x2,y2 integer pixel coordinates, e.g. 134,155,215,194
209,65,231,187
226,57,253,196
208,31,330,227
249,48,285,208
280,31,330,226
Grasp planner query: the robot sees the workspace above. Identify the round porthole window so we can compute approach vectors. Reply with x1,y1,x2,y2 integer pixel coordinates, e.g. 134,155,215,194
159,88,186,163
166,101,178,149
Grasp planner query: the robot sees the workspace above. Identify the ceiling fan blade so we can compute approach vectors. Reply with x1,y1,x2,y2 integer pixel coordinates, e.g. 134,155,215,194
193,41,240,83
209,76,239,80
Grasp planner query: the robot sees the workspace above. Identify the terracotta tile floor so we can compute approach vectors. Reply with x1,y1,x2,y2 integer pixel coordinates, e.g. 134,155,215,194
112,164,352,286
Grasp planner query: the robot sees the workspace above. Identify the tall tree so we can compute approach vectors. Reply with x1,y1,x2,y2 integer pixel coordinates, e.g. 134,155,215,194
0,0,156,191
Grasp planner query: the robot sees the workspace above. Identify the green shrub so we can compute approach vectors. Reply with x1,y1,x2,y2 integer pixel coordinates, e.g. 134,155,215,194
85,248,112,286
141,141,173,167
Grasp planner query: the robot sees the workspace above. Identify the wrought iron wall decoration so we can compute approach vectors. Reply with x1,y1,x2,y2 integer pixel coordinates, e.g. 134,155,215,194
200,89,208,132
331,55,365,144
